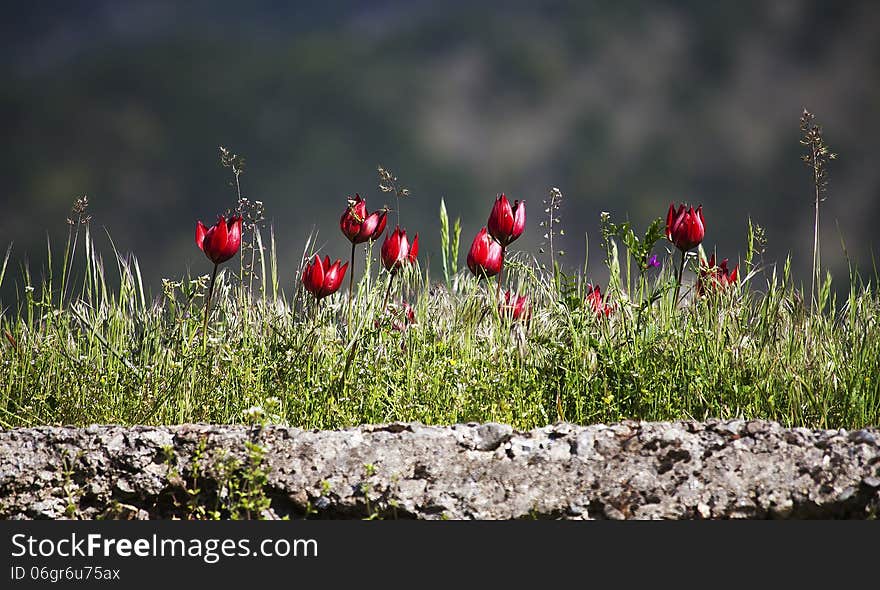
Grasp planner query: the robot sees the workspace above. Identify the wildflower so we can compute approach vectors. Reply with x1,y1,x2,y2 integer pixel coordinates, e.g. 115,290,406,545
340,194,387,244
697,254,739,296
646,254,660,269
381,226,419,272
665,203,705,252
586,284,613,317
302,255,348,300
467,227,504,278
487,194,526,247
196,215,243,264
499,290,530,321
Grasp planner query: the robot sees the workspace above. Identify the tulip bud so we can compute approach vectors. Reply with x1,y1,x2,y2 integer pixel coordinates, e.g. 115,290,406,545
302,255,349,300
467,228,504,278
196,215,243,264
665,203,705,252
487,194,526,247
381,226,418,272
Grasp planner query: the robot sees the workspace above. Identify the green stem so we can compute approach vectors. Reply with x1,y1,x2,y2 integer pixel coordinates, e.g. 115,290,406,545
673,250,686,308
347,241,356,326
382,272,395,314
811,144,820,312
495,247,506,301
202,263,219,351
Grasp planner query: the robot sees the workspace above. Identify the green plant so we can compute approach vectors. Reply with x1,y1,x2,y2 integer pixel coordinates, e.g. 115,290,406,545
439,198,461,287
800,109,836,312
60,450,84,519
174,436,272,520
539,187,565,291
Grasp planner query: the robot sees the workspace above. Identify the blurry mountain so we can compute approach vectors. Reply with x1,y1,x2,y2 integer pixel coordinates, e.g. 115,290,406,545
2,0,879,301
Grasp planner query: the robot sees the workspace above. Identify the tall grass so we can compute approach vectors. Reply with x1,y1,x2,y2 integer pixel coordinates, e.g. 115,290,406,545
0,202,878,430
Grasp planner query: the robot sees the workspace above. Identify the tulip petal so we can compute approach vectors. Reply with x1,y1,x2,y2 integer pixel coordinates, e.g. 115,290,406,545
332,261,349,295
322,259,347,297
321,260,339,298
511,200,526,241
488,194,516,246
358,211,381,242
225,216,243,258
371,210,388,240
196,221,208,252
381,227,401,271
311,255,325,291
302,258,314,291
409,233,419,263
399,229,410,260
469,227,504,277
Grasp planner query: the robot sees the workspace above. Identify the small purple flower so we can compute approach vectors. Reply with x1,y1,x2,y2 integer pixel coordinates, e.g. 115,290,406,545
646,254,660,269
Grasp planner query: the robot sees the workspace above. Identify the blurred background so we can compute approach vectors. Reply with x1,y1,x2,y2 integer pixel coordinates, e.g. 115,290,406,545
2,0,879,301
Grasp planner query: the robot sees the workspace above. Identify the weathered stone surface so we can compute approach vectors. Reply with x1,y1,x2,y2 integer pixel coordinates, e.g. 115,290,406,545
1,420,878,519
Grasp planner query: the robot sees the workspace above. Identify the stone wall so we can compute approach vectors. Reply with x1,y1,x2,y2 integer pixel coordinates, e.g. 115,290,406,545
1,420,878,519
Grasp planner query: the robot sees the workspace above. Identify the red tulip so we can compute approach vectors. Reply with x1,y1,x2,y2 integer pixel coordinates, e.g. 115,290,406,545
586,284,613,318
302,255,349,300
196,215,243,264
666,203,705,252
487,194,526,247
697,254,739,296
340,194,387,244
500,290,530,321
381,226,418,272
467,227,504,277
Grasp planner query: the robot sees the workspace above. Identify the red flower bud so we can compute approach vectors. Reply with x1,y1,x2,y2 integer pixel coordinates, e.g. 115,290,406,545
467,227,504,277
340,194,387,244
381,226,418,272
487,194,526,247
697,254,739,296
665,203,705,252
500,290,530,322
302,255,349,300
586,284,613,318
196,215,243,264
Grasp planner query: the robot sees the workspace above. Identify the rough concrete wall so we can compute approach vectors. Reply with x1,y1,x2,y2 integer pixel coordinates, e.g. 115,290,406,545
1,420,878,520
